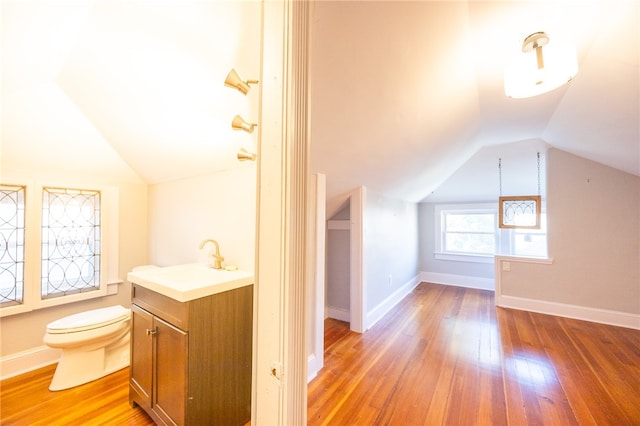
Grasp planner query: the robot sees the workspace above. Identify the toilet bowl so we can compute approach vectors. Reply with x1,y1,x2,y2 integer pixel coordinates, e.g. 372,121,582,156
43,305,131,391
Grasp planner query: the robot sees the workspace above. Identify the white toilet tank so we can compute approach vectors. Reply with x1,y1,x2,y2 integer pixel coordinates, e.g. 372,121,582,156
47,305,130,334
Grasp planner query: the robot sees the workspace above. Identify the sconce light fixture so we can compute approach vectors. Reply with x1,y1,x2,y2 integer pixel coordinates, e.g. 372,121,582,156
224,69,259,95
504,31,578,98
231,115,257,134
237,148,257,162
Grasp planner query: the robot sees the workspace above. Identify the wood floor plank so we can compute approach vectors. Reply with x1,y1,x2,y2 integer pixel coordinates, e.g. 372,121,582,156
309,282,640,425
4,282,640,425
0,364,154,425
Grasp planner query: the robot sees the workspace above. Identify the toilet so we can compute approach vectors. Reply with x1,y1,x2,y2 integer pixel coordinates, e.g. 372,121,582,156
43,305,131,391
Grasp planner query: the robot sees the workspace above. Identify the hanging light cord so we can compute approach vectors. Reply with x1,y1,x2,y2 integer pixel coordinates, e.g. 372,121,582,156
537,152,541,195
498,158,503,196
499,153,541,196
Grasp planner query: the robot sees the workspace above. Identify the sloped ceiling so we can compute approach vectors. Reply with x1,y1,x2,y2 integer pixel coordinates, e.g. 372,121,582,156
310,0,639,208
2,0,260,183
2,1,638,207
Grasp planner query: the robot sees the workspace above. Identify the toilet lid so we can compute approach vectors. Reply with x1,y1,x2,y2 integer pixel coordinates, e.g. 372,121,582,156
47,305,130,334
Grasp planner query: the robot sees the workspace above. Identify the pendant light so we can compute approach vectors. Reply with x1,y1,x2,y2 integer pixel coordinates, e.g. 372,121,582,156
504,32,578,98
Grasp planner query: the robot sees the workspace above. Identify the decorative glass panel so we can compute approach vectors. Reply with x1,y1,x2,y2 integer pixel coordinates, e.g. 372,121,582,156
499,195,541,229
41,188,101,299
0,185,25,306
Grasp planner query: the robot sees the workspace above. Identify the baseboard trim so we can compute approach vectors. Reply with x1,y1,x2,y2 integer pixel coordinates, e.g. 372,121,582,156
0,346,60,380
496,294,640,330
420,272,494,291
326,306,350,322
366,274,421,331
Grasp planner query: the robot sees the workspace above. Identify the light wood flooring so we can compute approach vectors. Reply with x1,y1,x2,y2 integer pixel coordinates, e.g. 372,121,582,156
0,363,153,425
2,282,640,425
308,283,640,425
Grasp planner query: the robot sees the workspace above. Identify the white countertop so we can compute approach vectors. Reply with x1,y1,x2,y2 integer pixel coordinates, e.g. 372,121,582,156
127,263,254,302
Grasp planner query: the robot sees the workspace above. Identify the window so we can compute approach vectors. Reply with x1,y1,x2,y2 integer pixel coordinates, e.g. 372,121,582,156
0,181,120,317
434,203,547,262
511,214,547,257
0,185,25,307
41,188,101,299
442,210,496,255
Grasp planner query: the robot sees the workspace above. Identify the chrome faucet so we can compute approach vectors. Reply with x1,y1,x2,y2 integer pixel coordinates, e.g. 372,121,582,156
199,239,224,269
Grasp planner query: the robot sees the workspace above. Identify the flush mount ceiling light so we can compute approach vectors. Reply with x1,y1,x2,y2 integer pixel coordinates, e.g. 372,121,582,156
231,115,257,133
504,31,578,98
224,69,259,95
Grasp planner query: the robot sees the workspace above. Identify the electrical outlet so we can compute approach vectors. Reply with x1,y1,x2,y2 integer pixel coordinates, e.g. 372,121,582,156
502,261,511,272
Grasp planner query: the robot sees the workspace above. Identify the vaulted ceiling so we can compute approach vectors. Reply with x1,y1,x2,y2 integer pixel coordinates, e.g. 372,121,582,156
310,0,639,207
2,1,638,209
2,0,260,184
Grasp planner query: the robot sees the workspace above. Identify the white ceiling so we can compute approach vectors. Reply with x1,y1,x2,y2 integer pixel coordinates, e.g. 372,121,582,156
2,1,638,208
310,0,639,207
2,0,261,184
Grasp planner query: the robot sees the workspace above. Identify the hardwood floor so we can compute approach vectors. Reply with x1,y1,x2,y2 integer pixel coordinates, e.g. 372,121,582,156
0,364,154,425
308,282,640,425
2,282,640,425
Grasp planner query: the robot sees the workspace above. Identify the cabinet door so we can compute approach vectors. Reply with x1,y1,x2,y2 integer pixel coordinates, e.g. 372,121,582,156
130,305,153,403
153,315,188,426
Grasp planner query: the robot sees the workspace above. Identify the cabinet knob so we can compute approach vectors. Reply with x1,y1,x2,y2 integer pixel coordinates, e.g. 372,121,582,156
146,328,157,336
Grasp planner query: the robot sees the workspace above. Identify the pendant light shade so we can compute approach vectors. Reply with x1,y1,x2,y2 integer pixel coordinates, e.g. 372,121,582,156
504,32,578,98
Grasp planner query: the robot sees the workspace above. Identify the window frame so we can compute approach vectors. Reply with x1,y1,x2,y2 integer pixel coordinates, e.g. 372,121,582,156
434,203,548,263
434,203,498,264
0,178,120,317
508,213,548,258
0,184,26,307
41,186,102,300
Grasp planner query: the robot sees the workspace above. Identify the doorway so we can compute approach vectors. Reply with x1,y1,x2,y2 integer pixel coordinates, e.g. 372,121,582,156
326,201,351,323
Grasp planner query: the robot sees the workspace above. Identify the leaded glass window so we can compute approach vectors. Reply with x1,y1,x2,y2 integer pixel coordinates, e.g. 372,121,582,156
499,195,541,229
0,185,25,306
41,188,101,299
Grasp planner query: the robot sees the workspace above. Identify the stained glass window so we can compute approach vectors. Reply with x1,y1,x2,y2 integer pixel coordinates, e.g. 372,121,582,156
41,188,101,299
0,185,25,306
499,195,541,229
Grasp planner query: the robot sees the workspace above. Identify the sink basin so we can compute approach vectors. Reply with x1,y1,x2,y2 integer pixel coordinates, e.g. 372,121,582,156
127,263,253,302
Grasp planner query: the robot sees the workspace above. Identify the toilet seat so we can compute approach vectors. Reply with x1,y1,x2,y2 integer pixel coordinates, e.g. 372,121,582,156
46,305,130,334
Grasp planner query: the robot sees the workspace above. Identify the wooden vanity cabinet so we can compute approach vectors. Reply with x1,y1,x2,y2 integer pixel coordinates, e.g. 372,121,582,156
129,282,253,426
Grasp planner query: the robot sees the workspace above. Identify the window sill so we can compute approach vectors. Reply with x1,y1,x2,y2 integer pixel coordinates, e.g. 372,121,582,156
434,252,494,264
0,280,123,318
434,253,552,265
495,255,553,265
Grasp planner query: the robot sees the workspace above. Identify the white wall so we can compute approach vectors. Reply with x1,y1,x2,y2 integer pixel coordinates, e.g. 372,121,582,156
326,226,350,315
147,165,257,270
498,148,640,319
363,190,420,328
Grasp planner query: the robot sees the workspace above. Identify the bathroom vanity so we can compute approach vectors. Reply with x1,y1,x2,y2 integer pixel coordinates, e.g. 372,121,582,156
127,264,253,426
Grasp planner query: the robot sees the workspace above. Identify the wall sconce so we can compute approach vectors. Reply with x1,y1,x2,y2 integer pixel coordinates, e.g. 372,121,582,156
231,115,257,134
237,148,257,162
504,32,578,98
224,69,259,95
